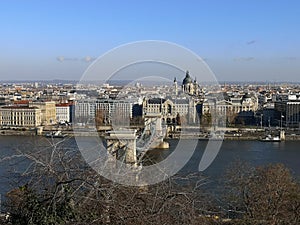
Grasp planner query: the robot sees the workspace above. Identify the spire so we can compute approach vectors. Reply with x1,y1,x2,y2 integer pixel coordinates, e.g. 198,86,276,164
174,77,178,96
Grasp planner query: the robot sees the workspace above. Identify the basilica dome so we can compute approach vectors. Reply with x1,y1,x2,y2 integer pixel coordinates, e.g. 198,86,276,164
182,71,193,85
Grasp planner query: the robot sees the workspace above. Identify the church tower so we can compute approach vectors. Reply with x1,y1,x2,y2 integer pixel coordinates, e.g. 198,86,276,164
193,78,199,95
174,77,178,96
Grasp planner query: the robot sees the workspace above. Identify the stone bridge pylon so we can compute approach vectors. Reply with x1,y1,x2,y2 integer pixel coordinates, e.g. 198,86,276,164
105,114,169,166
105,130,137,165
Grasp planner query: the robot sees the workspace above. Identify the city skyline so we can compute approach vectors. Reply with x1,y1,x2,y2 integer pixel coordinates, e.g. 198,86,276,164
1,0,300,82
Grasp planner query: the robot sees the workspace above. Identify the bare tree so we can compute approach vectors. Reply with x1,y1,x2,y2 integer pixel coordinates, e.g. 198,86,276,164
176,113,182,126
95,108,109,129
130,116,144,126
201,112,212,130
226,109,237,127
223,161,300,225
1,138,220,225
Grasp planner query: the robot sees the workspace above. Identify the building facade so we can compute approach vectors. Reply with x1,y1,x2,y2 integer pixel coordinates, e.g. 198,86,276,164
275,95,300,128
286,101,300,127
29,101,56,125
74,99,135,125
56,103,70,123
0,106,42,127
95,99,134,126
142,97,196,124
202,93,258,126
202,94,258,114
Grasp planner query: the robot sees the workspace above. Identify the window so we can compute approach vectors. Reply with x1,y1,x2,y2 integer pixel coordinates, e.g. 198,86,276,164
168,104,172,114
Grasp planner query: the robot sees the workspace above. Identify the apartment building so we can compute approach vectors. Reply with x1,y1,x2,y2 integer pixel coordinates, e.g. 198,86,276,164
74,99,135,125
56,103,70,123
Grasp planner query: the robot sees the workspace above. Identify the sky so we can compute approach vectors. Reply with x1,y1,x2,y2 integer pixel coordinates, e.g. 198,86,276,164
0,0,300,82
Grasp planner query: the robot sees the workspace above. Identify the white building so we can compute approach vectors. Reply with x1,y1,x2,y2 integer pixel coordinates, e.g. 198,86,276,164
56,103,70,123
201,93,258,126
202,93,258,115
0,106,42,127
74,99,135,125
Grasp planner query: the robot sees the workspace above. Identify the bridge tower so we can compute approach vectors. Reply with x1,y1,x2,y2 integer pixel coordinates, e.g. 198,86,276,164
143,113,169,149
105,129,137,165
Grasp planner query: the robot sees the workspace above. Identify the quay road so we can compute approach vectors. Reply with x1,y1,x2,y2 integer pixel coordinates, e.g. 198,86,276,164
1,125,300,140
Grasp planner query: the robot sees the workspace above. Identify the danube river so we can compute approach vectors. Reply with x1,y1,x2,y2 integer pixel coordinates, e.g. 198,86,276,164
0,136,300,200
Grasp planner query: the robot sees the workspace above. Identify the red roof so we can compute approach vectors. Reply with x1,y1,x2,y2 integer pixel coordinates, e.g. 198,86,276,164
13,100,30,105
56,103,70,107
1,106,38,109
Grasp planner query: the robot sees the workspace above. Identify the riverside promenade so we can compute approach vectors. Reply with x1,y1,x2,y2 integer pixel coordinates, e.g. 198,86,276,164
1,126,300,141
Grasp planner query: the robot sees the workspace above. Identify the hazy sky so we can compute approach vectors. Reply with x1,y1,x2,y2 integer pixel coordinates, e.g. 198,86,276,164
0,0,300,82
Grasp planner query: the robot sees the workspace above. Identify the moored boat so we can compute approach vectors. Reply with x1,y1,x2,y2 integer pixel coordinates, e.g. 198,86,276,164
260,135,281,142
45,131,67,138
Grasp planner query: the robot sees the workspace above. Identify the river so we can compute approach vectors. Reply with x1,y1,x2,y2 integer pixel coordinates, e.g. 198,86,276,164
0,136,299,203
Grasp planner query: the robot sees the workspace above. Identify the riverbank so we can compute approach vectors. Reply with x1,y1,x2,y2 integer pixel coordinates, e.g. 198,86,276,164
1,129,300,141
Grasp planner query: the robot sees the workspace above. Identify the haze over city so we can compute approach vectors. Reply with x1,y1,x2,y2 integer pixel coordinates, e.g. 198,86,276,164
1,0,300,82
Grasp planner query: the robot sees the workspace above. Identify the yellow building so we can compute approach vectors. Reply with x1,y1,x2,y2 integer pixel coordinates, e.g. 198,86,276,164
29,101,56,125
0,106,42,127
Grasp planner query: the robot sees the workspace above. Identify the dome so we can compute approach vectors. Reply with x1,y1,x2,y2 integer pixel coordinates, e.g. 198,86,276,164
182,71,193,85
